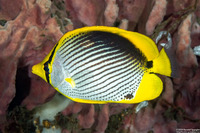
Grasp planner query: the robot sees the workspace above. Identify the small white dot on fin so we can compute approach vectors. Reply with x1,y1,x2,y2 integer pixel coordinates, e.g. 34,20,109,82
65,78,76,88
135,101,148,113
156,31,172,49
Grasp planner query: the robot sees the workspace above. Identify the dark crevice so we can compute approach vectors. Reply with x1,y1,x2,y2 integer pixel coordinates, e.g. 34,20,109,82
7,66,31,112
0,20,7,26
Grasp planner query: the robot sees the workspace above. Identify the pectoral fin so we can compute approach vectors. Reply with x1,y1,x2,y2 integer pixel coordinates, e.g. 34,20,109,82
65,78,76,88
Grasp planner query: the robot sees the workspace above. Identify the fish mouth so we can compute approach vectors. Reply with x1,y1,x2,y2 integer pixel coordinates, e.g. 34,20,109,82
32,63,47,82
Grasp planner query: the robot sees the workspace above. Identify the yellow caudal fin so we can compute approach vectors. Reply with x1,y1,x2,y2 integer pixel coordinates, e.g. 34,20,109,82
151,48,179,77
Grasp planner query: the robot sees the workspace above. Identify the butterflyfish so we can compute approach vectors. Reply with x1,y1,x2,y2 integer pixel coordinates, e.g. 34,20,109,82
32,26,177,104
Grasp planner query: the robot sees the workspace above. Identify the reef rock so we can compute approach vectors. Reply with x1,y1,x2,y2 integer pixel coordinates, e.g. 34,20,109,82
0,0,63,129
1,0,200,132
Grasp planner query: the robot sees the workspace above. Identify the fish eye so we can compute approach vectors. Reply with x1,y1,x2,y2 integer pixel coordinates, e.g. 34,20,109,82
44,62,50,74
43,62,50,83
146,61,153,68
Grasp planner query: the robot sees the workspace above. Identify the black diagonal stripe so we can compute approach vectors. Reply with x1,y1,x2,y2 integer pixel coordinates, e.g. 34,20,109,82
60,36,90,56
60,33,112,66
88,31,147,63
75,56,136,87
68,45,128,75
43,43,58,83
80,68,144,99
59,32,102,57
60,33,89,52
61,31,147,68
75,66,143,98
59,33,93,58
69,47,121,74
62,41,109,68
73,53,131,81
97,69,144,100
77,61,141,92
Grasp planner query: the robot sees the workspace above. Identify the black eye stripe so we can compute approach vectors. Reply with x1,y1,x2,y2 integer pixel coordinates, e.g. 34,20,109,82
43,62,50,83
43,43,59,83
44,62,49,73
48,43,58,63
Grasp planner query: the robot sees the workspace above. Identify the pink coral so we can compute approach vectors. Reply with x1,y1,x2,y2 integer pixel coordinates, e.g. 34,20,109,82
78,104,95,128
146,0,168,35
134,106,156,132
0,0,200,132
173,0,196,11
176,14,198,67
104,0,119,26
65,0,105,26
95,104,109,132
0,0,62,127
0,0,23,20
117,0,147,30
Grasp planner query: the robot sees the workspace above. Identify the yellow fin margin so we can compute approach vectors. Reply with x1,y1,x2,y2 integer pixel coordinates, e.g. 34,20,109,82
55,73,163,104
57,26,159,61
54,87,107,104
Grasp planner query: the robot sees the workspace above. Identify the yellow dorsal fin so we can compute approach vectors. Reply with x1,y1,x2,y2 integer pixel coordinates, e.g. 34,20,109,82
58,26,159,61
119,31,159,61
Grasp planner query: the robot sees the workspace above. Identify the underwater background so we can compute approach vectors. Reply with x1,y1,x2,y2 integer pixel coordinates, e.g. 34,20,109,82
0,0,200,132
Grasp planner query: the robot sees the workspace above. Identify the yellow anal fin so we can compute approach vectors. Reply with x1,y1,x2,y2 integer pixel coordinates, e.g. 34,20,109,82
56,88,107,104
70,98,107,104
65,78,76,88
132,73,163,103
